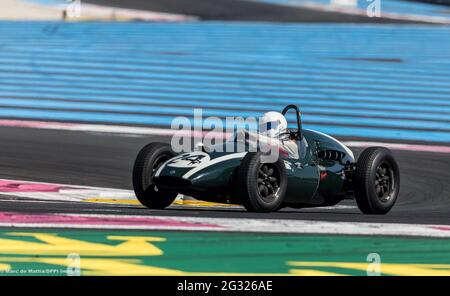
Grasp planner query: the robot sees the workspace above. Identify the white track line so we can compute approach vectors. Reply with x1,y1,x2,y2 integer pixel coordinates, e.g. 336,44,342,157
0,212,449,237
0,178,356,210
3,0,196,21
1,119,449,154
0,178,134,202
59,3,198,22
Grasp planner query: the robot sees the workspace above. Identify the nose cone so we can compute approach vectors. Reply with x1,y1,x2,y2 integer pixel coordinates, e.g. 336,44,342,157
155,151,211,179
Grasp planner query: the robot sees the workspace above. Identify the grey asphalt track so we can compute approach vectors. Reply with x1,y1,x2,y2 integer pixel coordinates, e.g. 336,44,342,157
0,126,449,225
84,0,421,23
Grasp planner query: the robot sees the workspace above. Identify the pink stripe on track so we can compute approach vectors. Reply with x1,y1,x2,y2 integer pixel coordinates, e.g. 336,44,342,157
0,212,220,228
1,119,450,154
430,226,450,231
0,180,76,192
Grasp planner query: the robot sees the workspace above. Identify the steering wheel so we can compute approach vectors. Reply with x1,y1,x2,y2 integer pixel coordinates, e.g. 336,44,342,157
279,130,297,141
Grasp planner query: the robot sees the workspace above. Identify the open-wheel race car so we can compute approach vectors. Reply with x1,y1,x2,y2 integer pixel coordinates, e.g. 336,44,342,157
133,105,400,214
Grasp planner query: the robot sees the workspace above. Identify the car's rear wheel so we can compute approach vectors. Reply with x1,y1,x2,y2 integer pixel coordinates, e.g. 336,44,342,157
132,142,178,209
354,147,400,215
236,152,287,212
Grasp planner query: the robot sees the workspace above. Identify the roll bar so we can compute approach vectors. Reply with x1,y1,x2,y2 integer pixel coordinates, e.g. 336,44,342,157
281,105,303,140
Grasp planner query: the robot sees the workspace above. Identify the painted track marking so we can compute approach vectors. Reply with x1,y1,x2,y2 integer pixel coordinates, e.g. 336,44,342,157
0,178,448,237
0,178,355,210
1,120,449,154
0,211,449,237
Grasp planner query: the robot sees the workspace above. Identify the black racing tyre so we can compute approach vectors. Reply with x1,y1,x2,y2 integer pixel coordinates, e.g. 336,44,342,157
354,147,400,215
236,152,287,213
132,142,178,209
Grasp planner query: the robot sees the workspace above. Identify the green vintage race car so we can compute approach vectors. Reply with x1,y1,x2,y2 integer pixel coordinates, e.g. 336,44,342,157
133,105,400,214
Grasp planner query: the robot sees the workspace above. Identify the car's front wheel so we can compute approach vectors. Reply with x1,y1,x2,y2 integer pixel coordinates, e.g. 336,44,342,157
132,142,178,209
354,147,400,215
236,152,287,212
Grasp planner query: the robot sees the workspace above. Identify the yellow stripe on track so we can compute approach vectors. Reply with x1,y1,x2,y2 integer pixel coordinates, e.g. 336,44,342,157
83,198,238,208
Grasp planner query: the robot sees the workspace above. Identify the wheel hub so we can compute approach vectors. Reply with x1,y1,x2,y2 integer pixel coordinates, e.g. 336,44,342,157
375,162,394,202
257,163,280,202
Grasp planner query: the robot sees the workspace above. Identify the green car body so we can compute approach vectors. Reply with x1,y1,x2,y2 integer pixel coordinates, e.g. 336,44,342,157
153,128,355,208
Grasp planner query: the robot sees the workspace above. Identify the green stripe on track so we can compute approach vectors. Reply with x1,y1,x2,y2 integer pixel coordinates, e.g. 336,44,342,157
0,229,449,276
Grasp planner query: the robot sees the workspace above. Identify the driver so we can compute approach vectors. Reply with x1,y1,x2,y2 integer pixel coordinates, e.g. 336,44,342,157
259,111,300,159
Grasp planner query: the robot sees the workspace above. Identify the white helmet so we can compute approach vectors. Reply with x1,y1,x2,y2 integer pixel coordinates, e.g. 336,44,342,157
259,111,287,138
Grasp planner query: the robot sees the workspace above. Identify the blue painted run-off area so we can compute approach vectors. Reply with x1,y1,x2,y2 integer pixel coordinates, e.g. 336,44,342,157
0,22,449,143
